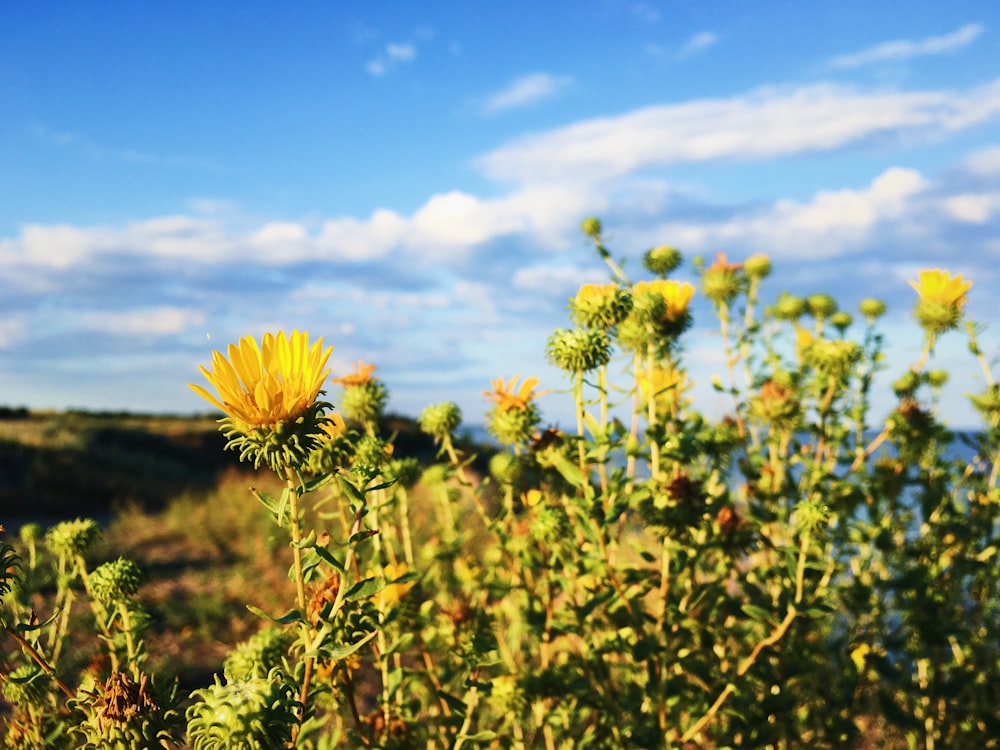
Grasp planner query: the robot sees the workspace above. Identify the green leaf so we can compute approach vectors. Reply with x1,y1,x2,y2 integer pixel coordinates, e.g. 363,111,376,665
246,605,303,625
742,604,776,625
345,576,383,602
337,474,364,506
326,629,378,660
457,731,498,743
551,452,586,489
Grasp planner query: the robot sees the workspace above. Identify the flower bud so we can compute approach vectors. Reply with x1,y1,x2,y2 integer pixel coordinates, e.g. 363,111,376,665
773,293,806,322
806,293,837,320
580,217,602,239
642,245,683,277
418,402,463,440
743,253,772,281
224,628,294,682
830,311,853,333
570,284,632,329
858,298,887,322
186,670,301,750
546,328,612,373
90,558,143,605
45,518,101,559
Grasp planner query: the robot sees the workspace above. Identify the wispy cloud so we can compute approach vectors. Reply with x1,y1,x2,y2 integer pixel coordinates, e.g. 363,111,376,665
829,23,985,69
366,41,417,76
481,73,573,115
477,78,1000,183
31,125,214,170
677,31,718,59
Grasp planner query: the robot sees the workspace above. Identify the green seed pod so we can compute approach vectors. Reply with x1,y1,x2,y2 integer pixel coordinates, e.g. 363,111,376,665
546,328,612,373
90,558,143,605
418,402,463,440
807,339,862,380
701,267,745,306
186,670,301,750
223,627,293,682
45,518,101,559
642,245,683,277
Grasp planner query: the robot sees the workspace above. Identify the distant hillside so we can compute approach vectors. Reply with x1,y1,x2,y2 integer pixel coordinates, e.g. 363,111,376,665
0,409,490,523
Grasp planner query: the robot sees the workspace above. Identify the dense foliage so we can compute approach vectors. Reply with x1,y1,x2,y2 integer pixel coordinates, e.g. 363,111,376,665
2,220,998,749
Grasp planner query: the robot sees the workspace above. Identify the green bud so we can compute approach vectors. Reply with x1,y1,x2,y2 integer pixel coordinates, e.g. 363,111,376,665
892,371,920,397
858,298,887,321
389,456,423,489
2,665,51,709
220,399,334,472
806,293,838,320
223,627,293,682
545,328,612,373
489,452,522,486
744,253,772,281
487,404,541,447
45,518,101,559
642,245,683,277
926,369,949,389
340,380,389,424
90,558,143,605
830,311,853,332
773,293,807,322
913,300,963,336
580,217,602,239
570,284,632,329
186,670,300,750
418,402,463,440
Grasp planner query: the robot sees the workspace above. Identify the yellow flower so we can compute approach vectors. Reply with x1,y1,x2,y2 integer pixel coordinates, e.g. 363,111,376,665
319,412,348,440
484,375,543,412
332,360,377,387
633,279,696,321
908,269,972,310
189,331,333,431
637,365,692,410
381,561,416,606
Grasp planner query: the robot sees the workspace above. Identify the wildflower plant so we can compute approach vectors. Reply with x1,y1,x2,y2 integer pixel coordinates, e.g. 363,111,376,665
3,224,1000,750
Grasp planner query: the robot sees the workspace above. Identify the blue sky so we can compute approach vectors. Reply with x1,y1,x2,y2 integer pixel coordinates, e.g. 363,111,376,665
2,1,999,429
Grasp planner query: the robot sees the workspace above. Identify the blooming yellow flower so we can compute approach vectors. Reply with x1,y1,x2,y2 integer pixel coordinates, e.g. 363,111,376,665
633,279,696,321
908,269,972,310
189,331,333,431
484,375,543,412
332,360,377,387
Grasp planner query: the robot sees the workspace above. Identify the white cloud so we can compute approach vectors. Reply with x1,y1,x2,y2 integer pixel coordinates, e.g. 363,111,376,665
476,78,1000,183
366,41,418,76
829,23,985,69
944,193,1000,223
648,167,929,258
677,31,718,59
964,145,1000,175
76,307,205,336
482,73,572,114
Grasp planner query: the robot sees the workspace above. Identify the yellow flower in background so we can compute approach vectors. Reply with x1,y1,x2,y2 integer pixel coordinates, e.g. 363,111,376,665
633,279,696,321
318,412,348,440
189,331,333,432
908,269,972,310
484,375,543,412
637,365,692,410
381,561,416,606
332,360,377,387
